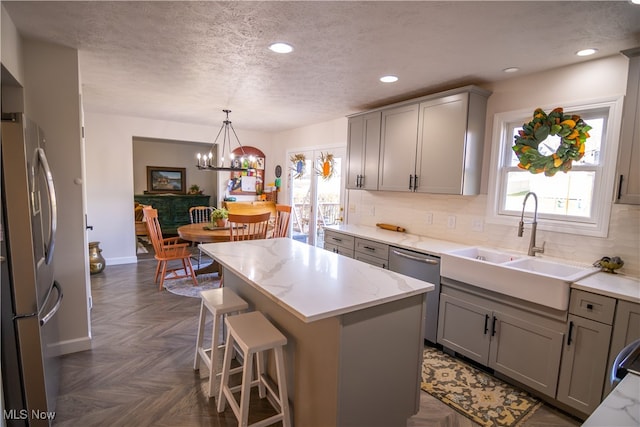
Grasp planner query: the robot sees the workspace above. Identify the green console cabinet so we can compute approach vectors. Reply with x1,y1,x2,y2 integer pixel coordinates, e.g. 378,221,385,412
134,194,211,235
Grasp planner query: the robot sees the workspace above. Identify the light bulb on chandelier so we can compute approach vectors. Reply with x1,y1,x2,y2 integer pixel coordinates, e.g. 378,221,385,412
196,109,254,172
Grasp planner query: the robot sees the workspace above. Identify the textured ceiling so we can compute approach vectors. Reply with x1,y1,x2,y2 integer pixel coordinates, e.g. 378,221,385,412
3,1,640,132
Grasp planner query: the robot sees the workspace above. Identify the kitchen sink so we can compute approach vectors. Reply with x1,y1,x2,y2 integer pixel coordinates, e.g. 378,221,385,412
504,257,595,281
441,247,599,311
445,247,521,264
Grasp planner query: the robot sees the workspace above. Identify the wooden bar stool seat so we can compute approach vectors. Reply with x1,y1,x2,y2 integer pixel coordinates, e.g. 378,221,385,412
194,288,249,398
217,311,291,427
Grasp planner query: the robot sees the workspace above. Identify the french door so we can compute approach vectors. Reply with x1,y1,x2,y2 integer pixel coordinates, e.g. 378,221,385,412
288,147,346,247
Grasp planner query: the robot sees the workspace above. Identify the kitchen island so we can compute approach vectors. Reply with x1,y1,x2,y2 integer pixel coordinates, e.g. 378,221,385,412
199,237,434,427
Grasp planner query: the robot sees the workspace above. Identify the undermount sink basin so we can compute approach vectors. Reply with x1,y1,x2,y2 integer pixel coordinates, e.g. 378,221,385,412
441,247,599,310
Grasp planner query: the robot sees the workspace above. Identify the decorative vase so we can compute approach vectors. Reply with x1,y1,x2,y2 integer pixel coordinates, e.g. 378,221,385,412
215,218,228,228
88,241,106,274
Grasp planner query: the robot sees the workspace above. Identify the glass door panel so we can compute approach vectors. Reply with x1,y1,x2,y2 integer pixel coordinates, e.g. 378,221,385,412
289,147,345,247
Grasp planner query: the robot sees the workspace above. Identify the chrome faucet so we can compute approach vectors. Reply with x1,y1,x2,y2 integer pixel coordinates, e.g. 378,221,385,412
518,192,545,256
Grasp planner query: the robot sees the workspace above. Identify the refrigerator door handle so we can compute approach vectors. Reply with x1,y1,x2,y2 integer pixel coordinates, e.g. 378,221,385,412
39,280,63,326
31,147,58,265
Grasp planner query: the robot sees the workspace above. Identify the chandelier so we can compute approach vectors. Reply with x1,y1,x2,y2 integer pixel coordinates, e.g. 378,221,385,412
196,109,254,171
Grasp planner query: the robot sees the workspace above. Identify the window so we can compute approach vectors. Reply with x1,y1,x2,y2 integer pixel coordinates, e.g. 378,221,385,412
487,97,624,237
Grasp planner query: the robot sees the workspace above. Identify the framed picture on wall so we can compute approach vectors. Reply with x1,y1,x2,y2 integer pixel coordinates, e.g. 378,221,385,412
146,166,186,194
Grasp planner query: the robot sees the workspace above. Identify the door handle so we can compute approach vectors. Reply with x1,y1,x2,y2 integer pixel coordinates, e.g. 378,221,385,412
484,314,490,335
567,321,574,346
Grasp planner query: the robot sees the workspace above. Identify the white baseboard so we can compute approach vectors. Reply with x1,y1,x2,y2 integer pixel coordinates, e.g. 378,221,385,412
50,336,92,357
105,256,138,265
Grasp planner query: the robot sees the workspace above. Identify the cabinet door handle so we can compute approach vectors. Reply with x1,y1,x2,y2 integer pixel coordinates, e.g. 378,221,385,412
617,174,623,200
567,321,574,346
363,246,376,251
491,316,497,337
359,175,364,188
413,175,418,191
484,314,490,335
331,237,342,242
409,175,414,190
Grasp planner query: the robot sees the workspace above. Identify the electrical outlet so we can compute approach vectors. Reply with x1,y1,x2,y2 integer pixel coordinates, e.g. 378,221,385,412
425,213,433,225
471,218,484,232
447,215,456,229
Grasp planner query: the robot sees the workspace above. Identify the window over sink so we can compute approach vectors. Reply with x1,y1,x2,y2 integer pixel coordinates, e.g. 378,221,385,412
487,96,624,237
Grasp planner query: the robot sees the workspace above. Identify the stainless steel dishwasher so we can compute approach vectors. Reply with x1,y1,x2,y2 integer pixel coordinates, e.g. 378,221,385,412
388,246,441,344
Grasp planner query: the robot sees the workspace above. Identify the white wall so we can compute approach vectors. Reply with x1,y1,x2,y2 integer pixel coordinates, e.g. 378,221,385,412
22,39,91,355
84,112,273,264
345,55,640,277
271,117,349,203
132,137,217,197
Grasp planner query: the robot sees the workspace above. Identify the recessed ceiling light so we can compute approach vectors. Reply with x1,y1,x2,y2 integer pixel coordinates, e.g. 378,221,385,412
630,0,640,5
269,42,293,54
503,67,520,73
380,75,398,83
576,48,598,57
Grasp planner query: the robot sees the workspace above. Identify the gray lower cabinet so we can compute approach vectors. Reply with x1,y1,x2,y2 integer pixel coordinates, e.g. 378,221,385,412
557,290,615,416
323,229,355,258
354,238,388,269
603,299,640,396
438,279,564,398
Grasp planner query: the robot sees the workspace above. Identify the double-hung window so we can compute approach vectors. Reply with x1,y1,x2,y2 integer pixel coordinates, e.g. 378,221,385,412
487,97,624,237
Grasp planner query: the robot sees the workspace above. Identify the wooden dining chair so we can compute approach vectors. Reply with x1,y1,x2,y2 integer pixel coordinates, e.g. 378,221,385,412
273,204,292,238
228,212,271,241
189,206,214,268
189,206,213,224
143,207,198,290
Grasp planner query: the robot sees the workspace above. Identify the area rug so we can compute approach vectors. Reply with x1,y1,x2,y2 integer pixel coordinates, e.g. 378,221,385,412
163,272,221,298
421,347,542,427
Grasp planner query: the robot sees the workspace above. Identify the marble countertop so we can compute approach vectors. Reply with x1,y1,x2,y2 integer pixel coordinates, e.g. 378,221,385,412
573,273,640,304
583,374,640,426
328,225,640,304
199,238,434,323
325,224,468,256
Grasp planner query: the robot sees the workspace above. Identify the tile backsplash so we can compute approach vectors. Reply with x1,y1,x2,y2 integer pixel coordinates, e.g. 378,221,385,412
346,191,640,277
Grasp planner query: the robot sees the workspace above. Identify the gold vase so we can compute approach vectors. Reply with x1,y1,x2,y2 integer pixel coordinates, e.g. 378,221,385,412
88,241,106,274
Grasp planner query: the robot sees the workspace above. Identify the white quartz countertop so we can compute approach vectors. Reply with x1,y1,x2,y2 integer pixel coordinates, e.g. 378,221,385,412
328,225,640,304
573,273,640,304
325,224,468,256
583,374,640,426
199,238,434,323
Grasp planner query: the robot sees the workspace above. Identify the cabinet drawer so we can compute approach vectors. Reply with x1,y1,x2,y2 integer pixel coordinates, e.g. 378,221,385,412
324,230,355,250
324,242,354,258
355,252,387,269
355,238,388,260
569,290,616,324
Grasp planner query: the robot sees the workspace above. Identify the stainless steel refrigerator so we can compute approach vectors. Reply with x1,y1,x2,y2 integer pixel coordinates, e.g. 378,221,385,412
1,113,63,426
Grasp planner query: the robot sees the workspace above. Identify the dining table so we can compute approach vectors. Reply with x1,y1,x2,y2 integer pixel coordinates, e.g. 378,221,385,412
177,223,235,275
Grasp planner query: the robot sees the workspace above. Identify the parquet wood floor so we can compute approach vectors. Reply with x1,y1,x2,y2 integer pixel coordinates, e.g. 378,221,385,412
54,259,581,426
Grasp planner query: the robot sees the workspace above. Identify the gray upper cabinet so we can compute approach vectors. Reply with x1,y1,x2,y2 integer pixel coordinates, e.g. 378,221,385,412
615,47,640,204
379,104,420,191
416,92,487,194
346,111,381,190
377,86,490,194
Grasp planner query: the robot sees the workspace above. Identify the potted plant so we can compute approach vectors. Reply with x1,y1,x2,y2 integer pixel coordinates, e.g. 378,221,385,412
188,184,203,195
211,207,229,227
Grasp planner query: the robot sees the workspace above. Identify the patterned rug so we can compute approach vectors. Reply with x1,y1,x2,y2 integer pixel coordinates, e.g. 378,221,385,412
163,272,221,298
421,347,542,427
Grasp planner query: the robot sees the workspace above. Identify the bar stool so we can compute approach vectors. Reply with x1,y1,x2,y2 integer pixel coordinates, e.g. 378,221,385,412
217,311,291,427
194,288,249,398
